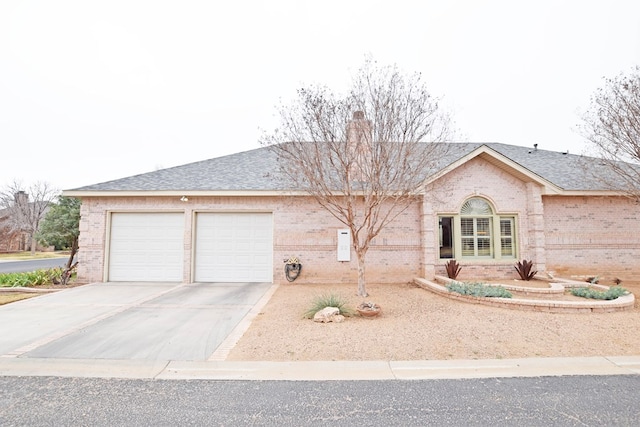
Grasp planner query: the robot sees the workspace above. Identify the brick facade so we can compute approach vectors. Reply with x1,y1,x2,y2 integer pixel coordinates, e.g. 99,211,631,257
76,156,640,285
77,195,422,285
542,195,640,278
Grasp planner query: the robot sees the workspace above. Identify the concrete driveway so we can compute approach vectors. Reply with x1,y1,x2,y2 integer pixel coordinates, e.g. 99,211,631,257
0,282,274,362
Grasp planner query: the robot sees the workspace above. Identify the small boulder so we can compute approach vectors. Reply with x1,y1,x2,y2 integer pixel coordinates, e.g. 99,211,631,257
332,314,345,323
313,307,343,323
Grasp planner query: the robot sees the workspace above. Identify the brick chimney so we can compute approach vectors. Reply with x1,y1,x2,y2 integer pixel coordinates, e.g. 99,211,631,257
346,111,372,145
346,111,372,182
14,191,28,207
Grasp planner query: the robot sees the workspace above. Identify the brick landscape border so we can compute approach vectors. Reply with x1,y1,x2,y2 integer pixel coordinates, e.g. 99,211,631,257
414,276,635,313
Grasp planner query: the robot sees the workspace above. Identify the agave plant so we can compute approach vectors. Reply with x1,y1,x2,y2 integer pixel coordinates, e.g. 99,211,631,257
445,259,462,279
515,259,537,281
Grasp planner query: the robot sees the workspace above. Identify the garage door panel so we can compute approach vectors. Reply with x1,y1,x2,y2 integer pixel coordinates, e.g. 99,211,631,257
109,213,184,282
253,240,271,250
215,254,235,264
253,254,270,263
234,255,251,264
195,213,273,282
235,242,252,251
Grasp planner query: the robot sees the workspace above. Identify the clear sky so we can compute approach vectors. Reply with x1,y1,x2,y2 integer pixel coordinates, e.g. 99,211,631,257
1,0,639,191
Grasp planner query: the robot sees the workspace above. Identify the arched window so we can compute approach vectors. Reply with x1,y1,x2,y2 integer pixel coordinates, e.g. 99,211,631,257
460,198,493,257
460,198,493,215
439,197,516,260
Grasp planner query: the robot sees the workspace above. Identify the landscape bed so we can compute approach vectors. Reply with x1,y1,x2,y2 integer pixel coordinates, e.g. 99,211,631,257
414,276,635,313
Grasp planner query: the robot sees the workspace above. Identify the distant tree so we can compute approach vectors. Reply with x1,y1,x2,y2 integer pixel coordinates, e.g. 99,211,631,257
261,59,453,297
36,196,81,284
579,66,640,199
0,181,59,255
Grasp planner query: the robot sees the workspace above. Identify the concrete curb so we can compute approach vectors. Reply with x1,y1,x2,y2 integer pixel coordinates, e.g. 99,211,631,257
0,356,638,381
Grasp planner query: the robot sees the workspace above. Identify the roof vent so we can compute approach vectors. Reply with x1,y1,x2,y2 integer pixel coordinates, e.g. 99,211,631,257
533,143,538,150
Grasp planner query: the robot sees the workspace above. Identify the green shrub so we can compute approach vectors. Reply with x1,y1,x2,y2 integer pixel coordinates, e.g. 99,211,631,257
446,281,513,298
0,272,28,287
47,267,66,284
304,293,354,318
0,268,65,288
570,286,628,300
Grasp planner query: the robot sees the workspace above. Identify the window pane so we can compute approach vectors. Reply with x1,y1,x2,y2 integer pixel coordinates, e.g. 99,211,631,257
461,218,473,236
461,238,474,256
477,238,491,256
439,216,454,259
501,238,513,256
476,218,490,236
500,218,514,257
500,219,511,236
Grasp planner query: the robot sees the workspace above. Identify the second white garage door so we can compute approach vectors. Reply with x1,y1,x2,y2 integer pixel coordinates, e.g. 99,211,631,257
194,213,273,282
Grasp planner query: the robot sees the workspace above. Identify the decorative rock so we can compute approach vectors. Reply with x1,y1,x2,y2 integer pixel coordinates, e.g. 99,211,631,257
332,314,345,323
313,307,343,323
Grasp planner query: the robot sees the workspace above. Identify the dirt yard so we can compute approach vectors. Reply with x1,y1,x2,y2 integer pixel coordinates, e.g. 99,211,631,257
227,279,640,361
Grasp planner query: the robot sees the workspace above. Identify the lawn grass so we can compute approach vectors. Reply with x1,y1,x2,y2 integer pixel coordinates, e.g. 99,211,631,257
0,293,38,305
0,251,68,260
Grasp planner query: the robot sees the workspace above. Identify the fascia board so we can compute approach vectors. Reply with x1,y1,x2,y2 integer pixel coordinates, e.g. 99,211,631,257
62,190,308,198
542,190,631,197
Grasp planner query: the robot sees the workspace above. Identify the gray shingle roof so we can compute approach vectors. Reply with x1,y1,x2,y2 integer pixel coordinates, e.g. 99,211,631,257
469,143,607,191
67,143,626,193
70,147,283,192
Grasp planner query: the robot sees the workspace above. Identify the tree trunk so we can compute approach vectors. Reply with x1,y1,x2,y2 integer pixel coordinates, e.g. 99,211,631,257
30,236,37,256
61,237,79,285
356,250,368,297
66,238,78,270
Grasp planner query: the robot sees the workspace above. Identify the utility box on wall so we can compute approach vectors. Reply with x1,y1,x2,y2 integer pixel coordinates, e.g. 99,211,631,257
337,229,351,262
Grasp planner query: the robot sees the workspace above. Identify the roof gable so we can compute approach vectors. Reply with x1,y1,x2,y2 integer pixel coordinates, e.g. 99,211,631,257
426,144,563,194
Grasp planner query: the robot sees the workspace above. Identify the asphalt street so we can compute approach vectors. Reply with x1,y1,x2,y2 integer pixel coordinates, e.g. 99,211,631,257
1,375,639,426
1,273,639,425
0,257,71,273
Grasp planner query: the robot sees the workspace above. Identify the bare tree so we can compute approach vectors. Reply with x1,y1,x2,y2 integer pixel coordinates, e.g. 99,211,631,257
0,181,59,255
262,60,453,297
579,66,640,198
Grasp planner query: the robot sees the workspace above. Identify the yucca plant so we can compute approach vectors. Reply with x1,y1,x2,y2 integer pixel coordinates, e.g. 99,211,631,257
514,259,537,281
445,260,462,279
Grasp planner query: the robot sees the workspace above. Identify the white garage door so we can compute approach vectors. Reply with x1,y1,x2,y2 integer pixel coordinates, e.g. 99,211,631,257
195,213,273,282
108,213,184,282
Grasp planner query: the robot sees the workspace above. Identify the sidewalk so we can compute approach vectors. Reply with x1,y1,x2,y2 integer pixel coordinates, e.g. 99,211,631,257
1,355,639,380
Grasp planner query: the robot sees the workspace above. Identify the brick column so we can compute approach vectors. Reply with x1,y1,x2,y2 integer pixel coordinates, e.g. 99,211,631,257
422,194,437,278
182,208,193,283
526,182,546,273
77,198,107,284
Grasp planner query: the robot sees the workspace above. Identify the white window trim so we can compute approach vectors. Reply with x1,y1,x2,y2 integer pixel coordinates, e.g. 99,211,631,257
438,198,518,261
